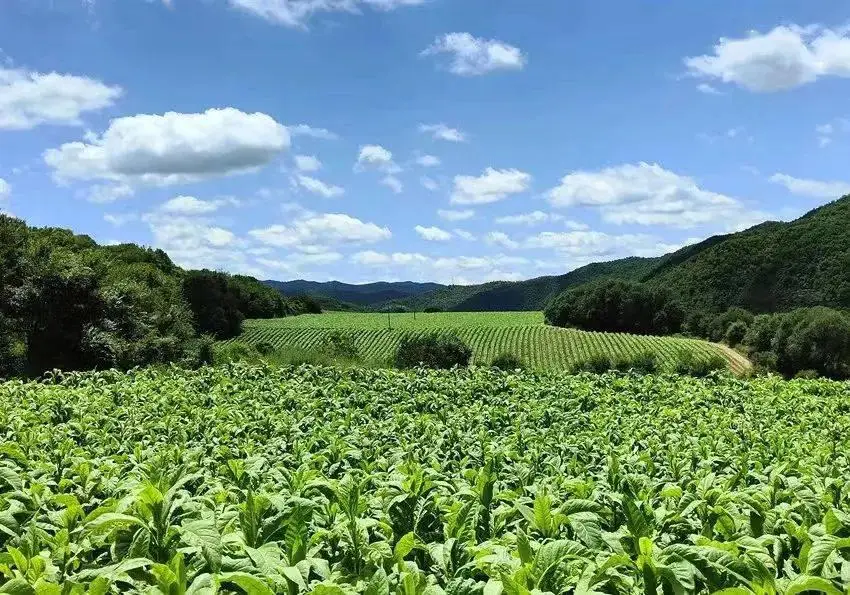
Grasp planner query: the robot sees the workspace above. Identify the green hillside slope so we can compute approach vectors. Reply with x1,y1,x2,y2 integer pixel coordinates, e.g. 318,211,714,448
642,196,850,312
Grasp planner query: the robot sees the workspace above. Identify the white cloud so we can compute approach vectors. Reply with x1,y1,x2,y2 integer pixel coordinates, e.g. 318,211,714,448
451,167,531,205
420,177,439,192
160,195,227,215
83,183,134,204
696,83,722,95
0,178,10,207
229,0,425,28
0,66,122,130
486,231,519,250
422,32,527,76
44,108,289,185
685,25,850,92
816,117,850,147
349,250,529,284
288,123,338,140
415,225,452,241
437,208,474,221
495,210,564,226
296,174,344,198
453,228,476,241
143,212,242,270
356,144,400,173
419,123,467,142
250,212,391,247
257,251,343,272
547,162,755,228
769,173,850,199
524,230,680,266
381,175,403,194
103,212,138,227
294,154,321,171
416,154,440,167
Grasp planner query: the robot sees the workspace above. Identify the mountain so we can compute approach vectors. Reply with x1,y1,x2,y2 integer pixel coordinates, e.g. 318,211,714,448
265,196,850,314
265,280,444,309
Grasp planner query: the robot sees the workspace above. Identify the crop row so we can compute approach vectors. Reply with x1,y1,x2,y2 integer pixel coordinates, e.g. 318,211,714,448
236,325,747,373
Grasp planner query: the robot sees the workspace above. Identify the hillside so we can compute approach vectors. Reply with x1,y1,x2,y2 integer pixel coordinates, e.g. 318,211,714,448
265,280,443,309
266,196,850,314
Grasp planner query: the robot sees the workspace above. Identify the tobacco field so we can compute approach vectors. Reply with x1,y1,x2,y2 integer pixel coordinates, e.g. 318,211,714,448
1,364,849,594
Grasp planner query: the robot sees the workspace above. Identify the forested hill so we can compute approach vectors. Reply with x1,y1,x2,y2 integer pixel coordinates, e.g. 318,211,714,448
269,195,850,313
265,280,443,309
641,196,850,312
0,215,311,377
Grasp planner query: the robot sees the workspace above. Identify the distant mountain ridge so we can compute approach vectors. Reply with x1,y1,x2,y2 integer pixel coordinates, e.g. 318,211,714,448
265,196,850,314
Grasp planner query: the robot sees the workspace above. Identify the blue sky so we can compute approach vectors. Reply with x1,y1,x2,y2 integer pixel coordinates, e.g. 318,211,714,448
1,0,849,284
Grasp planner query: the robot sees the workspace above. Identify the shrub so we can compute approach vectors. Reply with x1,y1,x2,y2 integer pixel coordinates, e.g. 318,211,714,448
794,369,820,380
750,350,778,374
709,307,754,342
423,307,443,313
213,341,261,364
630,351,659,374
674,350,727,377
575,353,612,374
255,341,276,356
195,335,216,366
725,321,749,347
394,333,472,369
319,331,360,360
490,352,525,371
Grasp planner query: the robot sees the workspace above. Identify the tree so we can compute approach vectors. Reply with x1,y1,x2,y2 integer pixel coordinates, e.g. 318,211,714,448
395,333,472,369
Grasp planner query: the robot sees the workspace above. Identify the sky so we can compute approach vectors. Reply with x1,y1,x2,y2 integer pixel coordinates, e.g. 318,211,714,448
1,0,850,284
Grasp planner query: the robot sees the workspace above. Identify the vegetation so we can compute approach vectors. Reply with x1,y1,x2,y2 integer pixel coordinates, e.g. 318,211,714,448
236,313,748,374
2,364,849,593
544,279,684,335
489,352,525,371
0,215,309,378
394,333,472,369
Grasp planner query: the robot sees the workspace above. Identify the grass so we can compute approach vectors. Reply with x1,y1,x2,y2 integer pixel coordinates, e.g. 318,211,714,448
238,311,750,374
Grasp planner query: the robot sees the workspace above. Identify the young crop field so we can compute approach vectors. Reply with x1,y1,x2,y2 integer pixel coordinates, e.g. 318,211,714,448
1,365,848,593
240,313,748,374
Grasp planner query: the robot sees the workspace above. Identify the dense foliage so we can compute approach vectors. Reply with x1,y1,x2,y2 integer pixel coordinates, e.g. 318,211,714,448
394,333,472,369
237,313,747,373
0,216,308,377
545,280,684,336
1,365,849,593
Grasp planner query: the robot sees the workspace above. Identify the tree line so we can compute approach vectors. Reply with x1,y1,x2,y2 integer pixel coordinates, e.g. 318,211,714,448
545,278,850,379
0,215,316,378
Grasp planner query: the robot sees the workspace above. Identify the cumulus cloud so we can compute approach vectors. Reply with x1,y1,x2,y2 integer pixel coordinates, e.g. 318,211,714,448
524,230,682,266
453,228,476,241
422,33,527,76
451,167,531,205
83,183,134,204
229,0,425,28
0,178,10,209
143,211,244,271
159,195,231,215
349,250,529,284
769,173,850,199
547,162,756,228
296,174,344,198
415,225,452,241
356,144,400,173
294,154,321,171
419,123,467,142
437,208,474,222
103,213,138,227
416,154,440,167
421,176,439,192
250,212,391,248
380,175,403,194
495,210,560,226
288,123,338,140
0,66,122,130
44,108,289,186
486,231,519,249
685,25,850,92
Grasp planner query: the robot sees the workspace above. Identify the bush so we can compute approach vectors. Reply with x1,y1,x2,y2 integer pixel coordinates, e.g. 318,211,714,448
319,331,360,360
724,321,749,347
423,307,443,313
255,341,276,356
194,335,216,366
394,333,472,369
709,307,754,342
673,350,727,377
574,353,612,374
750,350,778,374
490,352,525,371
213,341,261,364
794,369,820,380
